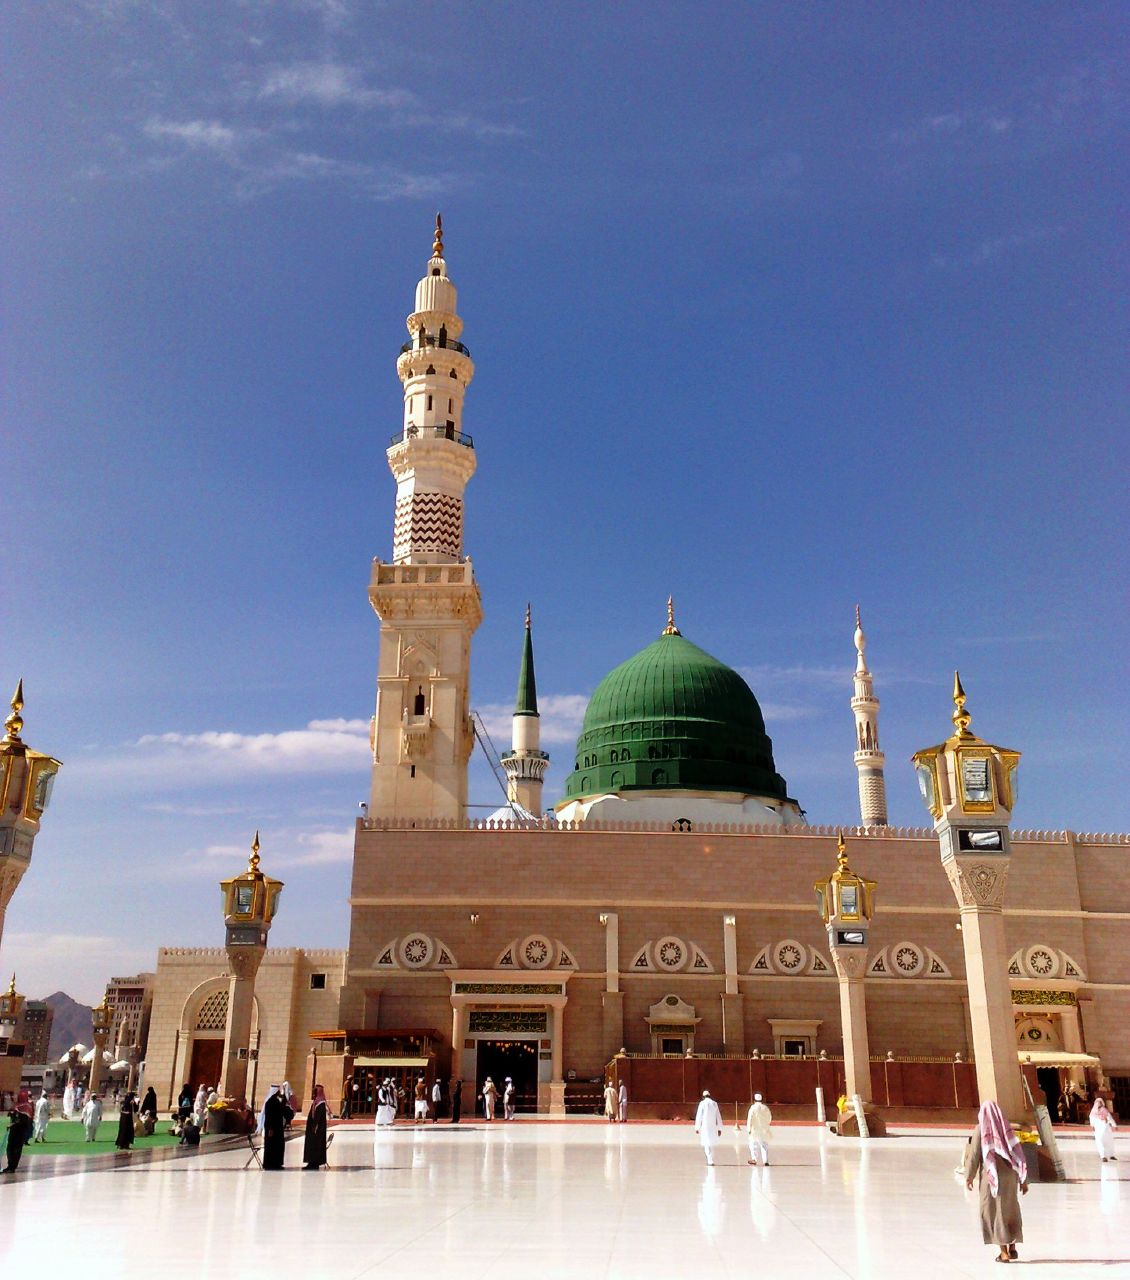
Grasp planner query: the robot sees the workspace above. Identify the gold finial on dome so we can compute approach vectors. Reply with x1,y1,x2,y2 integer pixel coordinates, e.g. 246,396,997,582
249,830,261,872
952,670,972,737
4,679,24,744
662,596,681,637
432,212,444,258
855,603,861,629
5,973,15,999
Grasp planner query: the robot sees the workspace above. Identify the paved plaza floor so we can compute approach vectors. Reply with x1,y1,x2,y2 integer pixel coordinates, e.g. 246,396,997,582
1,1121,1126,1278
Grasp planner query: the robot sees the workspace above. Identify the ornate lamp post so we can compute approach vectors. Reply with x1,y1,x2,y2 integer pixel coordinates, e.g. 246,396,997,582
0,974,25,1097
912,672,1024,1120
88,1000,113,1097
218,833,282,1101
0,682,61,953
815,835,877,1108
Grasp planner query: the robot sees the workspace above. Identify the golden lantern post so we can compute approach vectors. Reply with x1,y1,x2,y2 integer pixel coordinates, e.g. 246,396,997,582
815,835,877,1130
0,682,61,953
0,974,26,1097
88,1000,113,1097
912,673,1025,1121
219,833,282,1102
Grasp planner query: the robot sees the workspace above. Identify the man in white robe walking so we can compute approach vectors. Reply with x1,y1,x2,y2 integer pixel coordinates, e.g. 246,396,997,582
32,1093,49,1142
81,1094,103,1142
694,1090,723,1165
744,1093,772,1166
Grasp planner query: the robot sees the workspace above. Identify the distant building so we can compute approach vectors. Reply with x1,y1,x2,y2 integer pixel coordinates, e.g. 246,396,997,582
16,999,52,1065
103,973,155,1062
144,949,345,1108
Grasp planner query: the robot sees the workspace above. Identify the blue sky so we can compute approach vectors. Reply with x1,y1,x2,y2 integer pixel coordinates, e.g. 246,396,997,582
3,1,1127,1002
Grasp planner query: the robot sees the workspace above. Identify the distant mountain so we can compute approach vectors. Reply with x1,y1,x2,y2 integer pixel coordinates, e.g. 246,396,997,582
44,991,93,1063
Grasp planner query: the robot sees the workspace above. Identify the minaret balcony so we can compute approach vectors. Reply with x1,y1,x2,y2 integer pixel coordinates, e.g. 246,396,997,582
400,337,471,357
389,424,474,449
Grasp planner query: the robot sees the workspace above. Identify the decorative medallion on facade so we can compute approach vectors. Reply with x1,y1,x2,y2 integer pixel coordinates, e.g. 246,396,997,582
866,944,951,979
1007,946,1085,982
373,934,457,970
495,938,576,970
748,940,831,976
630,938,715,973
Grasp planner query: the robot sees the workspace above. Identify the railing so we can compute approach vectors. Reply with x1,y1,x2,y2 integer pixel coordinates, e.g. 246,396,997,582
388,424,474,449
399,336,471,357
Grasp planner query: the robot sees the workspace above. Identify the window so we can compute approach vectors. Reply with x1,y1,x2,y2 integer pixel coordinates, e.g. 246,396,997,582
783,1039,807,1057
310,973,327,990
448,398,453,412
427,395,433,410
414,688,426,716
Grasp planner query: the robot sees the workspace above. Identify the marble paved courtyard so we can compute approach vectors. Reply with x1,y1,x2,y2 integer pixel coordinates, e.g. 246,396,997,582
2,1121,1127,1278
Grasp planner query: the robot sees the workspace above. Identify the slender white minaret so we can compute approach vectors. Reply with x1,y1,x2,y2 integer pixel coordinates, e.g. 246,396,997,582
851,606,888,827
368,215,483,820
501,605,549,816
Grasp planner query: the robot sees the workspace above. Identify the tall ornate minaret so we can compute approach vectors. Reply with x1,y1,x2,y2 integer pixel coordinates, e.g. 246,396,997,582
501,605,549,816
367,215,483,820
851,606,888,827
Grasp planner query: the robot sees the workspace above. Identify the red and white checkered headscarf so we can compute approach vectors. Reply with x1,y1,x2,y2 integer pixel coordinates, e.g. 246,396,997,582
978,1099,1026,1197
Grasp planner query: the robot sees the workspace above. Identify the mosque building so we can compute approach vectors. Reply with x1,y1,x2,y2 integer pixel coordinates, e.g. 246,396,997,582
142,220,1130,1120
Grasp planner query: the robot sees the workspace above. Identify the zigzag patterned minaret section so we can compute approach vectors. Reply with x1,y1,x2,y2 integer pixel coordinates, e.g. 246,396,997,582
851,606,888,827
367,216,483,821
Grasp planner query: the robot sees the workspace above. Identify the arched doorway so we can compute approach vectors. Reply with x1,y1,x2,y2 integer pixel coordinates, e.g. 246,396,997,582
175,980,260,1104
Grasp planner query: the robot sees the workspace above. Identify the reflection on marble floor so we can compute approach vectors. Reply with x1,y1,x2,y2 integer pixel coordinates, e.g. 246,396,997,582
2,1123,1126,1279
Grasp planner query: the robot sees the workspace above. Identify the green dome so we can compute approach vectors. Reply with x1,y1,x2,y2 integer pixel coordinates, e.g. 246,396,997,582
562,630,791,803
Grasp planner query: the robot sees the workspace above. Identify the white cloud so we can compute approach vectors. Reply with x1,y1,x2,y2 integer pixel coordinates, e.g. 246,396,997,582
143,117,248,152
191,827,353,868
476,693,589,748
258,61,414,109
135,719,370,771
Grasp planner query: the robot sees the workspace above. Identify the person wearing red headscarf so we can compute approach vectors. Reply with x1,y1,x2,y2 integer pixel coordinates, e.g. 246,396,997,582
964,1099,1029,1263
303,1085,330,1170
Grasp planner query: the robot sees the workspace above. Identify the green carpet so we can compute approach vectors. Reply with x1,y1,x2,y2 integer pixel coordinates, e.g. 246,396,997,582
7,1120,222,1158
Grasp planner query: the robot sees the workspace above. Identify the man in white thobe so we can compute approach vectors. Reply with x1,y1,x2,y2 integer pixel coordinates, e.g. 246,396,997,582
81,1095,103,1142
62,1082,76,1120
745,1093,772,1166
618,1081,628,1123
33,1093,49,1142
694,1090,723,1165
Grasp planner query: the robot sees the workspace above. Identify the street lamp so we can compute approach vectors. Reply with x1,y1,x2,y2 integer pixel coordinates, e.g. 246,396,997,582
218,832,283,1101
88,1000,113,1097
815,835,877,1118
912,671,1024,1119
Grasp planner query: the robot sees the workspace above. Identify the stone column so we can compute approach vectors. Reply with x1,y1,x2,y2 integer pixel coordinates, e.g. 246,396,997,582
220,949,264,1099
831,949,871,1101
548,1001,566,1116
721,914,745,1053
450,1000,467,1085
943,856,1025,1120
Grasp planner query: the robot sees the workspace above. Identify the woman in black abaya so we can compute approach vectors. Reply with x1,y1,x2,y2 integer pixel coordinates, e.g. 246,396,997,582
116,1092,138,1150
261,1085,293,1170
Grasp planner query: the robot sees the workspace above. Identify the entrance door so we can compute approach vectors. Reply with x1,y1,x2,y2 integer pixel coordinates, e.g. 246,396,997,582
476,1040,538,1113
188,1038,224,1089
1036,1066,1063,1120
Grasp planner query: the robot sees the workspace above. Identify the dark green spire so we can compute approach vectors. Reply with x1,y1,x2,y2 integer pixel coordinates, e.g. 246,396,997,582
515,604,538,717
